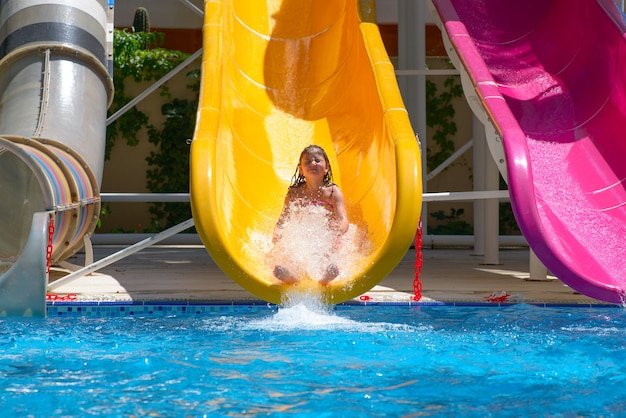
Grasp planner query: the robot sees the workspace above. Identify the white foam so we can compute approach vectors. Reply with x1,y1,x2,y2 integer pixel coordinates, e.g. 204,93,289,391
247,289,356,331
239,289,426,334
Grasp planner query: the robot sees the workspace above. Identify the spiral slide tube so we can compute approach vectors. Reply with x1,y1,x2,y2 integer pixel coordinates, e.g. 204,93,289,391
0,0,113,316
190,0,421,305
430,0,626,303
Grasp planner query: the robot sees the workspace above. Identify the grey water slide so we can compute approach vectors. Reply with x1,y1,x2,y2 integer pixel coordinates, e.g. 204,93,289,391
0,0,113,316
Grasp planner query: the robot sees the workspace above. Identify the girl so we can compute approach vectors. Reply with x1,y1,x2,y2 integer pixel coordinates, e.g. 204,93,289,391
271,145,349,284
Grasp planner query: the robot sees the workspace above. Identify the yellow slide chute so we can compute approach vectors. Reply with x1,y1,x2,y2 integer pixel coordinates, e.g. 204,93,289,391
190,0,421,304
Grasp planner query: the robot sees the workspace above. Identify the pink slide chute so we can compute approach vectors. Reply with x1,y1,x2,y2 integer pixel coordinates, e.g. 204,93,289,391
430,0,626,303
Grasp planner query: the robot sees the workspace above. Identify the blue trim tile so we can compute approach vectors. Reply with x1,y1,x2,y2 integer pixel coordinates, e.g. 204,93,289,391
43,299,621,318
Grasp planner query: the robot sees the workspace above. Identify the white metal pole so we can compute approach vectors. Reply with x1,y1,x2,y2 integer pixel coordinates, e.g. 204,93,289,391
48,218,195,291
422,190,509,201
100,193,190,202
398,0,428,234
483,129,500,264
425,138,473,181
529,249,548,280
472,115,486,256
106,49,202,126
177,0,203,16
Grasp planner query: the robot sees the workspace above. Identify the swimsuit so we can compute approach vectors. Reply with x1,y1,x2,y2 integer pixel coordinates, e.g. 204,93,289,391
306,200,334,212
294,183,335,212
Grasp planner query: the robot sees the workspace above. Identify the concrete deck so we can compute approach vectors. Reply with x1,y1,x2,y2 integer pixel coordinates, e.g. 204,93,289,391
47,245,609,305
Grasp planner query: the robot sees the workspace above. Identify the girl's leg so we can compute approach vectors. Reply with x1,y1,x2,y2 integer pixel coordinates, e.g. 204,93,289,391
319,263,339,284
274,265,298,283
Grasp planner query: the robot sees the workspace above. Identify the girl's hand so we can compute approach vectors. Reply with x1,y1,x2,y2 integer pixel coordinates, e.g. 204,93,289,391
272,227,282,244
330,185,349,234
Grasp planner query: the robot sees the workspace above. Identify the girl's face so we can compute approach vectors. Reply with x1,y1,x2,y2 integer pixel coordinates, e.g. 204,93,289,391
299,151,328,179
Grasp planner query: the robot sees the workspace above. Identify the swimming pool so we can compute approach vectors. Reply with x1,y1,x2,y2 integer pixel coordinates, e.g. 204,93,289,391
2,300,624,417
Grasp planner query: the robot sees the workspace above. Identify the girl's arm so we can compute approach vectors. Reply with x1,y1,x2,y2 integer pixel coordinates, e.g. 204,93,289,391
332,185,349,234
273,190,293,242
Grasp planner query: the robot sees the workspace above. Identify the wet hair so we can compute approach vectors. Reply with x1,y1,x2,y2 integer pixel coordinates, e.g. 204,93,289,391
289,145,334,187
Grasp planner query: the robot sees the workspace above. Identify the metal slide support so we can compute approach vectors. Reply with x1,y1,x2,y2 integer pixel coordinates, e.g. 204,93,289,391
106,49,202,126
83,233,94,266
426,139,473,181
48,218,195,291
0,212,50,317
101,193,190,202
395,69,459,76
483,126,500,265
399,0,428,233
473,115,486,256
422,190,509,202
177,0,203,16
529,249,549,280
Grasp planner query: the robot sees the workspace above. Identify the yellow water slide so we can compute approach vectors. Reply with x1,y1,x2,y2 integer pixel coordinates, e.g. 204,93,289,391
190,0,421,304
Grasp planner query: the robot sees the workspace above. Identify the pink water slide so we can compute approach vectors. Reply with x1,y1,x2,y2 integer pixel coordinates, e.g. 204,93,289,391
430,0,626,303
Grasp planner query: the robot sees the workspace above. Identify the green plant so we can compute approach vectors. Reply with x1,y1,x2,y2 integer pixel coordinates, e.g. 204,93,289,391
97,203,112,229
106,29,190,160
132,7,150,34
145,71,199,229
424,74,520,236
427,208,473,235
425,76,463,172
102,28,192,231
425,74,468,234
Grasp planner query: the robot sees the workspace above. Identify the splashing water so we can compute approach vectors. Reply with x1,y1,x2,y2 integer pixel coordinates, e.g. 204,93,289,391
250,286,417,333
246,289,356,331
272,203,340,280
244,201,372,285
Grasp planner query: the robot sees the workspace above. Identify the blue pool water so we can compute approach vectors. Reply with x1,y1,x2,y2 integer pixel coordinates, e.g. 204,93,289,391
1,301,625,417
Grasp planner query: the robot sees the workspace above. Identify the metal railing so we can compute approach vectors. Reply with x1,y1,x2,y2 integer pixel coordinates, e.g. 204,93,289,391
97,191,522,249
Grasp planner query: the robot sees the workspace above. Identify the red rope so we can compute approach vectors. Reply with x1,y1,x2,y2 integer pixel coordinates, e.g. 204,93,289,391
412,216,423,301
46,293,77,301
46,216,55,274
